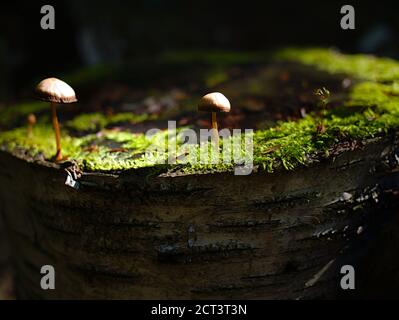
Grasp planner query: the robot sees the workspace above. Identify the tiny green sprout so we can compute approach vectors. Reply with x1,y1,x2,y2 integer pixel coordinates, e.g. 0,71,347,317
314,87,330,108
314,87,331,134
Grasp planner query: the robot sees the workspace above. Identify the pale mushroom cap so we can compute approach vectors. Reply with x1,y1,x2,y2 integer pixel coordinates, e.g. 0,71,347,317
198,92,231,113
35,77,77,104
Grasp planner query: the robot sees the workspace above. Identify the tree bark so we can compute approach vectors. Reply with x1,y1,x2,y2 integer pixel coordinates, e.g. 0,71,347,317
0,133,398,299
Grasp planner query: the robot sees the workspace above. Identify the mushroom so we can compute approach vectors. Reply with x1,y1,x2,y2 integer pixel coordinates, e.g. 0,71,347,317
27,113,36,137
198,92,231,146
35,78,77,161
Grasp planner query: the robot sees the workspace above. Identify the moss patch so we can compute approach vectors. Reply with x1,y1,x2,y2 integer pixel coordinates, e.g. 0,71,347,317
1,48,399,174
66,112,152,132
276,47,399,82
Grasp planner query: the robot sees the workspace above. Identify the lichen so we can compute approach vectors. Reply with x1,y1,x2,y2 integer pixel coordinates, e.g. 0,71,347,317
1,48,399,174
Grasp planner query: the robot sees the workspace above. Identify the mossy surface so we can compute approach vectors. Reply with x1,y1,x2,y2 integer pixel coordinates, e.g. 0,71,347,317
1,48,399,174
66,112,152,132
276,48,399,82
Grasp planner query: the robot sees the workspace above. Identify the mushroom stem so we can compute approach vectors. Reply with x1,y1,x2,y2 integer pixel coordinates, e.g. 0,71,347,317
51,102,62,161
211,112,219,146
27,125,32,137
27,113,36,138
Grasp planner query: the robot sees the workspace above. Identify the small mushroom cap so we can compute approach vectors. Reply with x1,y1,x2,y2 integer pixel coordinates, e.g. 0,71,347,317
27,113,37,125
198,92,231,113
35,78,77,104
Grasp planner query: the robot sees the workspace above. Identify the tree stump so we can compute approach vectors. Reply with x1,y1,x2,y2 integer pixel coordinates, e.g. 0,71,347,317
1,48,399,299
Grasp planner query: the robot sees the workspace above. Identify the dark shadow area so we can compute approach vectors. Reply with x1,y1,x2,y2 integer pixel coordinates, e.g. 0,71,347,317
1,0,399,102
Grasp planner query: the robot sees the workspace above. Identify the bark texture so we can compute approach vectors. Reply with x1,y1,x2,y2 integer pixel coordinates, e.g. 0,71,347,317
0,134,399,299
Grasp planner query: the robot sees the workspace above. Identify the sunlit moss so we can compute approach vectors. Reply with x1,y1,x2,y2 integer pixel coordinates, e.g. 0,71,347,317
276,47,399,82
205,69,229,87
0,125,86,159
66,113,108,131
1,48,399,174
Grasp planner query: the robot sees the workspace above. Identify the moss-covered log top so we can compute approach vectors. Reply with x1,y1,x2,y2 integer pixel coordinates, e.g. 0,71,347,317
1,48,399,175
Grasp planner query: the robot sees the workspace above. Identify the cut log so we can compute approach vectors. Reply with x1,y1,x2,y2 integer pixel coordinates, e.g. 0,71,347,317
1,49,399,299
0,133,398,299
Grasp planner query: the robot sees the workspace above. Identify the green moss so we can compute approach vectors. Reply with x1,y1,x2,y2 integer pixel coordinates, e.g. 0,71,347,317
0,125,169,171
66,112,152,132
276,47,399,82
0,125,86,159
205,68,229,87
108,112,152,125
345,81,399,111
249,76,399,172
66,113,108,131
1,48,399,174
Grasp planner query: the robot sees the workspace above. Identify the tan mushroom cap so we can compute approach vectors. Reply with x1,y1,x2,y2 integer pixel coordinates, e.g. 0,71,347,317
27,113,37,125
35,77,77,103
198,92,231,113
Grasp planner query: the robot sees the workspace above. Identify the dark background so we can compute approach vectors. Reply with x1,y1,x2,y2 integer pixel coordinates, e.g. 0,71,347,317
0,0,399,103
